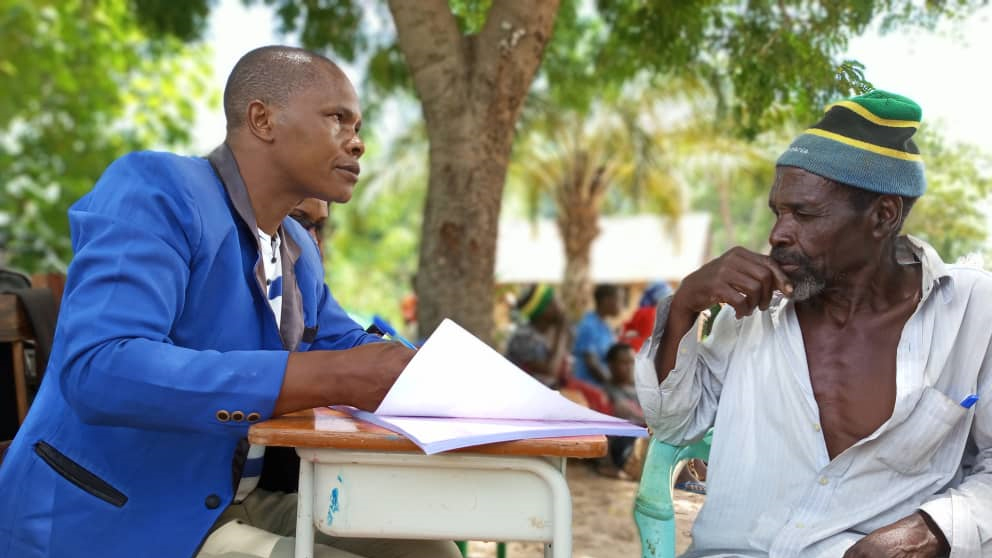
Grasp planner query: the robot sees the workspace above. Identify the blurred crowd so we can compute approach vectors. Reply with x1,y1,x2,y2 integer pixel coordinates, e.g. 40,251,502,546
499,280,705,486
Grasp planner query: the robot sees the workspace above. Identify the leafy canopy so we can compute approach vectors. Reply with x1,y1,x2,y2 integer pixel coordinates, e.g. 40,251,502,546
0,0,214,272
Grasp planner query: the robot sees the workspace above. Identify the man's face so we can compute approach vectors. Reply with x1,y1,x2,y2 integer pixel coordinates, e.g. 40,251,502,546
609,347,636,385
598,291,622,317
767,167,872,300
539,296,564,324
271,68,364,204
289,198,329,252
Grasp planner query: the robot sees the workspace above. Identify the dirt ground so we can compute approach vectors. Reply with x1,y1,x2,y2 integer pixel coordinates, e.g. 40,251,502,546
466,461,704,558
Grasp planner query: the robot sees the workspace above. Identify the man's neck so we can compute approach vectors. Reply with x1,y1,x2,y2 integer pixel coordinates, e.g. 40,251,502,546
798,240,921,325
227,139,302,235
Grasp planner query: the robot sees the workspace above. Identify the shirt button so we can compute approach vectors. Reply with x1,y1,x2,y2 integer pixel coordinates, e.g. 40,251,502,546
216,410,231,422
813,424,821,432
795,522,805,528
819,477,829,486
205,494,221,509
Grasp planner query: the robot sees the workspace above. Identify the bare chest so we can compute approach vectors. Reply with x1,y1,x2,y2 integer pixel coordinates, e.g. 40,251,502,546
800,317,911,459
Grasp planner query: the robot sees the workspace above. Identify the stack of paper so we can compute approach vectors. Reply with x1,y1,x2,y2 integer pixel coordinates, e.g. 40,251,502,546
336,319,648,454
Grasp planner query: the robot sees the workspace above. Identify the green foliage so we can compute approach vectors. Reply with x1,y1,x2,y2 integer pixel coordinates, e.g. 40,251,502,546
322,128,427,332
0,0,214,272
510,78,715,223
132,0,214,41
246,0,373,60
447,0,491,34
905,130,992,261
538,0,982,136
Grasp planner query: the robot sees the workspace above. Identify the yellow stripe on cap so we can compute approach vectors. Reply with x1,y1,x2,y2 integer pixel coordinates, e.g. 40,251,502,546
519,284,552,318
825,101,920,129
804,128,924,162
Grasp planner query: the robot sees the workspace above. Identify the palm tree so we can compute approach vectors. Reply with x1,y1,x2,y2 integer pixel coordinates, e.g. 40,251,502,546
508,78,714,322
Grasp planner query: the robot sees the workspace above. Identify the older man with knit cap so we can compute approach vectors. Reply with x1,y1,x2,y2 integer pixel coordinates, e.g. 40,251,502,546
637,90,992,557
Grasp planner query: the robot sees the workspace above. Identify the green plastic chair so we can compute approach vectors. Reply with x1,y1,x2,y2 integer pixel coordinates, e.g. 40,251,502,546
633,431,712,558
456,541,506,557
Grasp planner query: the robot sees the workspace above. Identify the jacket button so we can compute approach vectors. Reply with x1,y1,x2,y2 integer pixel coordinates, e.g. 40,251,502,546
231,411,245,422
205,494,221,509
216,410,230,422
247,412,261,423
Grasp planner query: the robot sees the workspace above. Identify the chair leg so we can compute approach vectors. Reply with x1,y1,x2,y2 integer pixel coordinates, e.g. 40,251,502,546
12,340,27,424
454,541,506,558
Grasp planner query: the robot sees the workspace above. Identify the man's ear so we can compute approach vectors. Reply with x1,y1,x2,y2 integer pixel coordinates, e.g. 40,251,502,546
246,100,276,143
871,195,903,239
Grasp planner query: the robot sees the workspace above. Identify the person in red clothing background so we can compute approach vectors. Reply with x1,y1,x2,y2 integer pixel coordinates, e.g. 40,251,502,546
620,281,673,352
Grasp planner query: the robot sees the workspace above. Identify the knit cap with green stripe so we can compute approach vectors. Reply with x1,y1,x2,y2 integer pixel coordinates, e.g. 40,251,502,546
776,90,926,197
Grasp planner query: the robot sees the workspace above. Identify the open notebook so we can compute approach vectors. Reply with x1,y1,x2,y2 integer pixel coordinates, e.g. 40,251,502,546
332,319,648,454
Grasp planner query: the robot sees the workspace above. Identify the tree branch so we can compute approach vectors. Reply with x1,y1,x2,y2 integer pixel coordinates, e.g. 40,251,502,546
473,0,560,120
387,0,467,124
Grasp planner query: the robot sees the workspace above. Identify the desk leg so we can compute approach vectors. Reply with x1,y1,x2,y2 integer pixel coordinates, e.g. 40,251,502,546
295,456,315,558
547,457,569,558
12,341,27,424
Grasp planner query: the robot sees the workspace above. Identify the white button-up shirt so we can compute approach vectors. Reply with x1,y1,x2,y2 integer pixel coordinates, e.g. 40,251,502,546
635,237,992,557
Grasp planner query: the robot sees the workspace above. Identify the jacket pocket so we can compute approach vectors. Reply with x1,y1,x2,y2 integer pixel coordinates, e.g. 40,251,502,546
875,386,967,475
34,441,128,508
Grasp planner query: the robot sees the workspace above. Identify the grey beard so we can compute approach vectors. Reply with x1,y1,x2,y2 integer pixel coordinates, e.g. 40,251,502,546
790,273,826,301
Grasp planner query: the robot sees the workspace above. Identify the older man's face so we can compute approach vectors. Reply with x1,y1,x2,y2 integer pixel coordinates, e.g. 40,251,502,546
767,167,873,300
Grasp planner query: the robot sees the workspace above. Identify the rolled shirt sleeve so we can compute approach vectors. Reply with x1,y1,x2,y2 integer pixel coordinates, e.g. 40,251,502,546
635,297,742,445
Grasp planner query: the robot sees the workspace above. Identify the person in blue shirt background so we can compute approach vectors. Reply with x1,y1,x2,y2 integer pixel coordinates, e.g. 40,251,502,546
571,284,622,385
0,45,459,558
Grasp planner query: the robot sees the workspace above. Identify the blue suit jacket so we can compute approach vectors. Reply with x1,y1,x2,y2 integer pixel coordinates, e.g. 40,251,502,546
0,148,379,558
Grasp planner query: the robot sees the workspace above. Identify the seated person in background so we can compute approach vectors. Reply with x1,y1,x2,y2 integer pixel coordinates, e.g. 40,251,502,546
638,91,990,557
505,285,614,414
0,45,460,558
289,197,330,253
621,281,672,352
604,342,643,424
598,342,649,480
505,284,568,387
572,283,622,385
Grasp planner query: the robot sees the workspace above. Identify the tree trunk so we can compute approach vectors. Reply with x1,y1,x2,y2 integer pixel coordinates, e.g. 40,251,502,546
389,0,560,343
556,153,608,324
560,243,593,325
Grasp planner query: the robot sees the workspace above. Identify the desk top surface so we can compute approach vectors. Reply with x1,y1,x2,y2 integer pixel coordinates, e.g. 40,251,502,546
249,408,607,458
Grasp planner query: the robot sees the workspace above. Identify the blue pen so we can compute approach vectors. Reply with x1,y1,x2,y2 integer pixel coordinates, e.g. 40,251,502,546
372,315,417,349
960,394,979,409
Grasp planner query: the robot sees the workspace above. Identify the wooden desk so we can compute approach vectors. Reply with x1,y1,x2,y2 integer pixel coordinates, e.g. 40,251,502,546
250,408,606,558
0,294,35,424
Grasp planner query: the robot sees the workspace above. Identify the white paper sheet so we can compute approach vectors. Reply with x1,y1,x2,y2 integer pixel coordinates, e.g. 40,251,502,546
343,408,647,454
377,319,630,424
328,319,648,453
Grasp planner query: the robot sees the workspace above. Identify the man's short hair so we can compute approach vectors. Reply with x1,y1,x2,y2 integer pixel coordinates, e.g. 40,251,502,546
223,45,338,130
594,284,620,304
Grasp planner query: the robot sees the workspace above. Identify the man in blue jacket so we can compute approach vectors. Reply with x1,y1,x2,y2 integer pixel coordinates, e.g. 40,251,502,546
0,46,459,558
